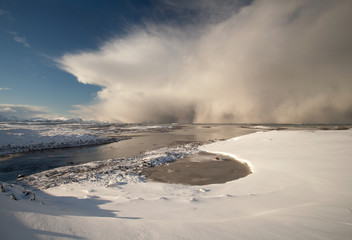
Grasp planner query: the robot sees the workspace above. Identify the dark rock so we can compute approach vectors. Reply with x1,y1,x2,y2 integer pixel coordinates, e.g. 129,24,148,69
9,194,17,200
23,190,31,196
30,193,36,201
23,190,36,200
0,182,5,192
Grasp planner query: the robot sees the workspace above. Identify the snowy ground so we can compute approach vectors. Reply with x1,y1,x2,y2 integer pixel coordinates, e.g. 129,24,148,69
0,122,172,155
18,143,200,189
0,122,120,155
1,129,352,239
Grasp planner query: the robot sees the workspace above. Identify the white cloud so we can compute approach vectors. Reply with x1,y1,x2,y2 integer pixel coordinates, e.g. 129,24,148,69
10,32,31,48
0,88,10,91
58,0,352,123
0,104,52,121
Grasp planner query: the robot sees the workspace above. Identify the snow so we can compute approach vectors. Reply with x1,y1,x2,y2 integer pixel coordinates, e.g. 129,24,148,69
0,122,178,155
0,122,124,155
20,143,200,189
122,125,173,131
1,130,352,239
240,125,286,130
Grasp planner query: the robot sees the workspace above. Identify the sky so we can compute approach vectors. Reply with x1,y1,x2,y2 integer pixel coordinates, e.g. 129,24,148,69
1,0,352,123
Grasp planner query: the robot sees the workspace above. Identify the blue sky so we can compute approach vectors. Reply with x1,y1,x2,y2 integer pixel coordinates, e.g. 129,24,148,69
1,1,351,123
0,0,165,117
0,0,249,120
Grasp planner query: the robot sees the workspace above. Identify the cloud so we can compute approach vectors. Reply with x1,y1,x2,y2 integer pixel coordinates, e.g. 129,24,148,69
10,32,31,48
58,0,352,124
0,104,52,121
0,88,10,91
0,9,12,19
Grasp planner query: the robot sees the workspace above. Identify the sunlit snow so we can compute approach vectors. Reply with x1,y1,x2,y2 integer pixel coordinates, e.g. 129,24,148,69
1,129,351,239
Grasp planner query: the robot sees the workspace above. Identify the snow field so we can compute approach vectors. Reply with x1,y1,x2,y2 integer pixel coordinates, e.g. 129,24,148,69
1,129,351,239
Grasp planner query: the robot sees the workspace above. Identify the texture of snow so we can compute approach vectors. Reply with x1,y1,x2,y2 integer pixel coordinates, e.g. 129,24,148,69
1,130,352,239
0,122,124,155
0,122,177,155
20,143,200,189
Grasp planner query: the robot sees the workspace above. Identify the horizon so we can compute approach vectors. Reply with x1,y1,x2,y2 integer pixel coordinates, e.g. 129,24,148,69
1,117,352,127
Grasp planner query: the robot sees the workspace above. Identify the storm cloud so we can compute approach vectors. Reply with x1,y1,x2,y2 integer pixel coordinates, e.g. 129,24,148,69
58,0,352,123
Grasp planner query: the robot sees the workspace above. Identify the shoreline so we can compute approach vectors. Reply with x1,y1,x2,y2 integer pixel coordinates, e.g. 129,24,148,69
1,123,350,184
0,124,257,182
141,152,252,185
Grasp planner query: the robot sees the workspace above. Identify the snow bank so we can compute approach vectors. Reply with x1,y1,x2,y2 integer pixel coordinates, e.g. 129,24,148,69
1,130,352,239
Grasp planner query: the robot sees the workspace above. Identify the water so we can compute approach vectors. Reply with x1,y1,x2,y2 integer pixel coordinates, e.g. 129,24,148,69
1,123,349,182
0,124,256,181
141,152,252,185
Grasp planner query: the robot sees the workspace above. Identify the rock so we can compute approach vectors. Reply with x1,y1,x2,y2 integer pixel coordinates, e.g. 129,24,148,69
17,174,25,179
30,193,36,201
0,182,5,192
23,190,31,196
22,190,36,201
9,194,17,200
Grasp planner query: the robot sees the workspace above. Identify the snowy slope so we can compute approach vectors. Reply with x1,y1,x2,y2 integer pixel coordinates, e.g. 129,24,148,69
1,130,352,239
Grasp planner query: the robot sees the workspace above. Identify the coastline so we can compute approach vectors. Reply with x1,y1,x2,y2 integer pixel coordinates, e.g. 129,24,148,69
0,124,257,182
